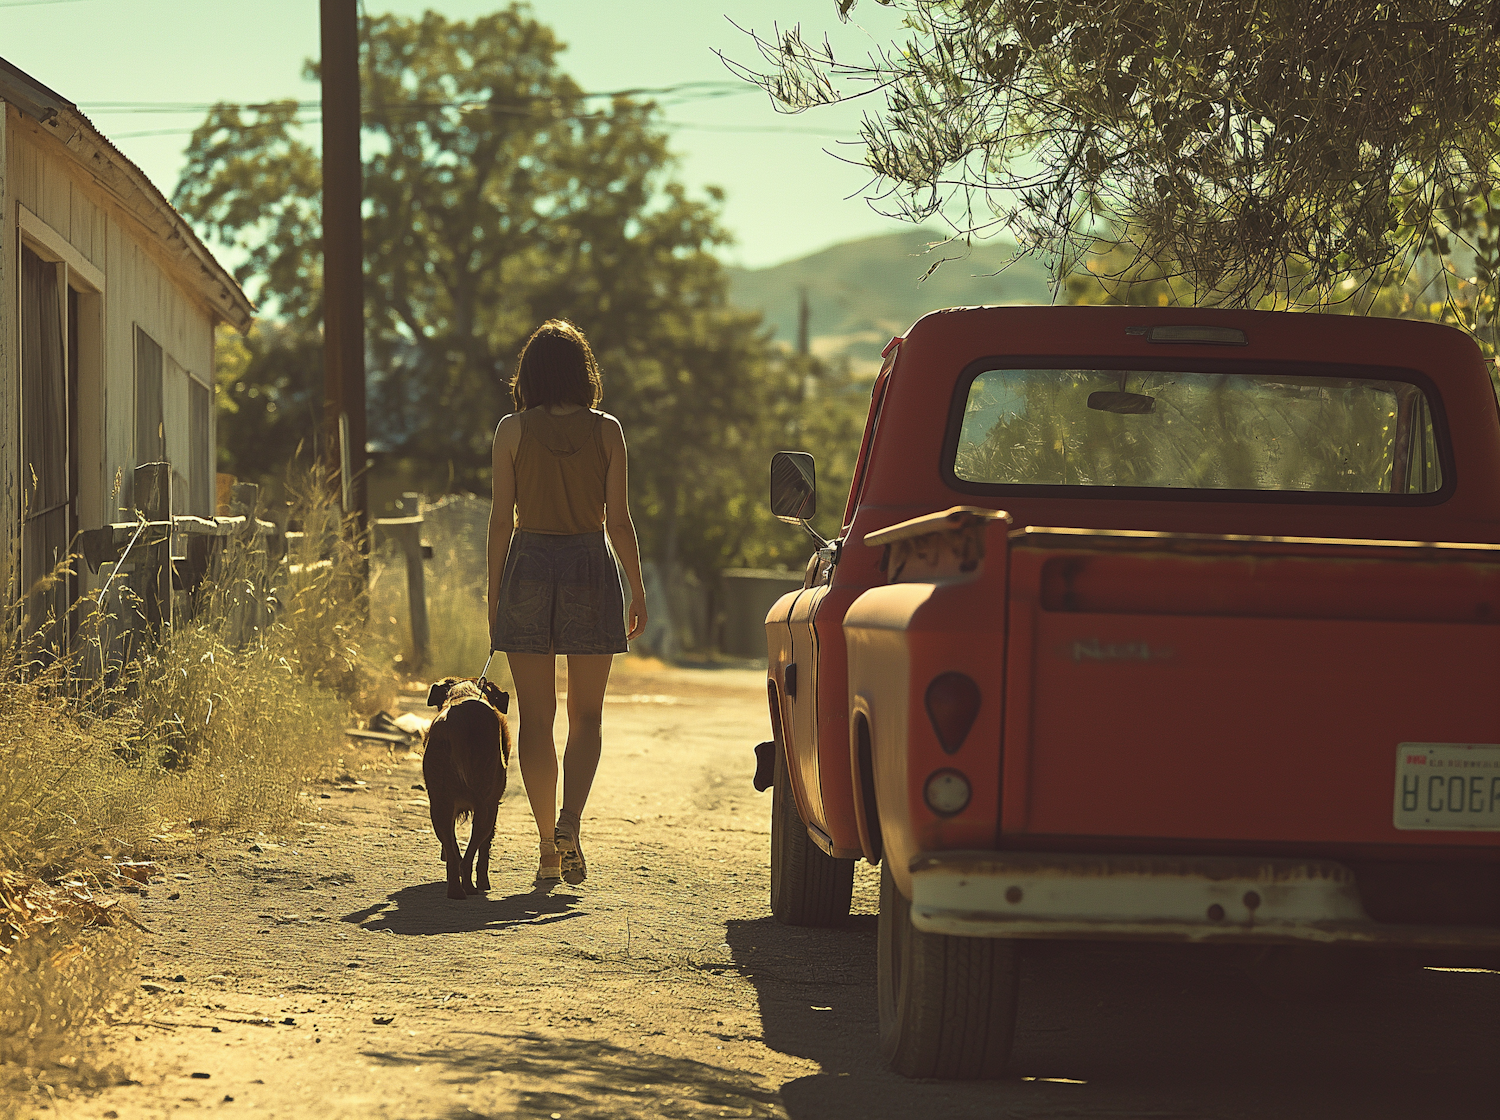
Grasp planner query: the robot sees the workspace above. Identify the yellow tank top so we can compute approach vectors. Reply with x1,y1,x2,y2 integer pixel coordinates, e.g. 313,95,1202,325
513,408,609,534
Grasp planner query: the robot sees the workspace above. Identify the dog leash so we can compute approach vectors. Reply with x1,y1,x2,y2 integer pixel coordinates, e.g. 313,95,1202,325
477,650,510,715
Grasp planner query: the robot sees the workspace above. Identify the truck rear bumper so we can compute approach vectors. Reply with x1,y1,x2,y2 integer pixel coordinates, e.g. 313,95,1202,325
909,851,1500,949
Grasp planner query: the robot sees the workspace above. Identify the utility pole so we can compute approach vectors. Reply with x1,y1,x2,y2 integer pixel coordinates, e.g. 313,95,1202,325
796,286,810,356
320,0,367,537
795,287,812,404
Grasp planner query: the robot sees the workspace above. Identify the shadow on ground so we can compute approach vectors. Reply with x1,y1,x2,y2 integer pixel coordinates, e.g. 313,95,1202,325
725,916,1500,1120
362,1031,781,1120
340,882,582,936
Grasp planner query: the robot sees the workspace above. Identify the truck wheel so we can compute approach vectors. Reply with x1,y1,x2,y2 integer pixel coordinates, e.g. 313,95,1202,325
878,861,1019,1079
770,738,854,926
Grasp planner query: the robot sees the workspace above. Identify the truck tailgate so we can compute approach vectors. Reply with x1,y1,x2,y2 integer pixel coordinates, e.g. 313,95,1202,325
1001,529,1500,850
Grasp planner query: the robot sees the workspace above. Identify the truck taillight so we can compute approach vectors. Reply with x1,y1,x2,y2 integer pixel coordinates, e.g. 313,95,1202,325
925,672,980,754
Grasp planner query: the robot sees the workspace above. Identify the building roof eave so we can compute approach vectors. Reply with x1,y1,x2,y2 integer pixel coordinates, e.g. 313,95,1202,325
0,56,255,333
0,54,67,124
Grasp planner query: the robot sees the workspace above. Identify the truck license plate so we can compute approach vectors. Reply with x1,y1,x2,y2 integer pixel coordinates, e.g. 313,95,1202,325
1394,743,1500,831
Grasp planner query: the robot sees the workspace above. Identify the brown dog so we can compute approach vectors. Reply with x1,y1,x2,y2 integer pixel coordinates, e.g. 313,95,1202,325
423,677,511,899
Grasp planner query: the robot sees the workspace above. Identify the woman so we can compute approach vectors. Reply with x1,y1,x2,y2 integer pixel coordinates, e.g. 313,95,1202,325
487,320,647,886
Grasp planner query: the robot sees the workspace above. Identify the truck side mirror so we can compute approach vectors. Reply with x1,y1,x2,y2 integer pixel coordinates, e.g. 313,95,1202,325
770,451,817,524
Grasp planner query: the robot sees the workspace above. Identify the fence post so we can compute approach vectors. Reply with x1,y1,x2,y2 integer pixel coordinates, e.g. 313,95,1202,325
397,492,430,670
134,462,172,634
230,482,260,525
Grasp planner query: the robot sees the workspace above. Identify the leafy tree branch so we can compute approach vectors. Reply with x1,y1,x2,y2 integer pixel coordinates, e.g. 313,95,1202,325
733,0,1500,314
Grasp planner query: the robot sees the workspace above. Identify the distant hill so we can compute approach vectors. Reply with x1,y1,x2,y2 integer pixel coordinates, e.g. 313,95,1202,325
726,229,1056,374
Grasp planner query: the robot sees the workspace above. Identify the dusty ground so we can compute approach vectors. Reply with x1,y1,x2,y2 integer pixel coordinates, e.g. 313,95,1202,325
29,659,1500,1120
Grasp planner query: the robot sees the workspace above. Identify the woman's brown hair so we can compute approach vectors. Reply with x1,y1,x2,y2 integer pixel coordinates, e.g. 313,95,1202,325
510,319,602,412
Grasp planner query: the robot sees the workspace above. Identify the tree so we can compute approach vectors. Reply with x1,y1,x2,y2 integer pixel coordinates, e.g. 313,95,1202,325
1067,181,1500,390
212,324,324,486
1363,183,1500,368
736,1,1500,315
176,9,727,484
175,6,866,635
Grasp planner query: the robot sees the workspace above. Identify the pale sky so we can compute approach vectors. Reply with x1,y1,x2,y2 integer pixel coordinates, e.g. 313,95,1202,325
0,0,922,268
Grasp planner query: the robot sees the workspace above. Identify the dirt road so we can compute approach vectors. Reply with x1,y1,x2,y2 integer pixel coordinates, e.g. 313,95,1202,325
48,661,1500,1120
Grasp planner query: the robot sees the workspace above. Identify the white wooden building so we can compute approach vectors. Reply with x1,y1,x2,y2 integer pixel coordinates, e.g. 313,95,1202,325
0,57,252,633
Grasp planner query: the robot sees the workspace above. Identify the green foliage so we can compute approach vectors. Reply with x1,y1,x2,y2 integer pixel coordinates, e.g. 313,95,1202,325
1068,186,1500,397
174,5,870,582
1064,241,1177,308
213,323,325,482
659,350,871,574
740,0,1500,310
1362,184,1500,371
177,98,323,324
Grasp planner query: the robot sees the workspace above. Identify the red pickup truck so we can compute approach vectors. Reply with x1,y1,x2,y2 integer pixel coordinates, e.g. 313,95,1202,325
758,305,1500,1079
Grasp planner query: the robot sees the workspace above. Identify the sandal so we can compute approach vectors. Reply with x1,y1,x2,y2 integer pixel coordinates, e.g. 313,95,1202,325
554,812,587,886
535,838,561,884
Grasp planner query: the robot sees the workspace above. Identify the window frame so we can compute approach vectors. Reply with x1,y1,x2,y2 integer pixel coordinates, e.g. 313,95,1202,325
939,354,1457,506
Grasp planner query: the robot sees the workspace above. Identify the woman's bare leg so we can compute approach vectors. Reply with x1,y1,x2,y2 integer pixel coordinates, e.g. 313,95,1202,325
553,653,612,885
561,654,614,817
506,652,560,845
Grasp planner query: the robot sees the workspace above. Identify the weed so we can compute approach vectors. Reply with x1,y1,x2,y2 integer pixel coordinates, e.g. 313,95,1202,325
0,923,138,1116
0,465,392,1099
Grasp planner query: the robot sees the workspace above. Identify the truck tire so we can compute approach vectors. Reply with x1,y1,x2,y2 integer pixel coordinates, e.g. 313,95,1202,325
1248,944,1371,999
770,738,854,926
878,861,1019,1079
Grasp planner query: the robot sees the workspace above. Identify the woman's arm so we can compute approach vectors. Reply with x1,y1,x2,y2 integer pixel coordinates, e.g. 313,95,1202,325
486,414,521,634
601,414,648,640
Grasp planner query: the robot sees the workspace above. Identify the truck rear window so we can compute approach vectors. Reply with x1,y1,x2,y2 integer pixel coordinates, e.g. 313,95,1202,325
953,368,1443,495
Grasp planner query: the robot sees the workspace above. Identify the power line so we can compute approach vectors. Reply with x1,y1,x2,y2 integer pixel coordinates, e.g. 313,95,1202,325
663,121,850,137
110,127,200,139
77,80,755,115
108,117,847,141
89,79,838,140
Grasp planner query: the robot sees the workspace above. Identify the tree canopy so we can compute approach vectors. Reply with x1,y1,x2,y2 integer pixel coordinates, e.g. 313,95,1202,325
738,0,1500,317
177,6,863,599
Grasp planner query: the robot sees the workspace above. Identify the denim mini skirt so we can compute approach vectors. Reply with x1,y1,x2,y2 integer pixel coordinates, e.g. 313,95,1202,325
490,530,628,656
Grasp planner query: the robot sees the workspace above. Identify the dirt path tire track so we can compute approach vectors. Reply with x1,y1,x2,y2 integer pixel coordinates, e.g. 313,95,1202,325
39,662,1500,1120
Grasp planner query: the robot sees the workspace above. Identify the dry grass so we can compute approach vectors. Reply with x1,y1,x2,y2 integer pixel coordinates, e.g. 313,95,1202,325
0,467,393,1106
369,494,512,689
0,925,139,1112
